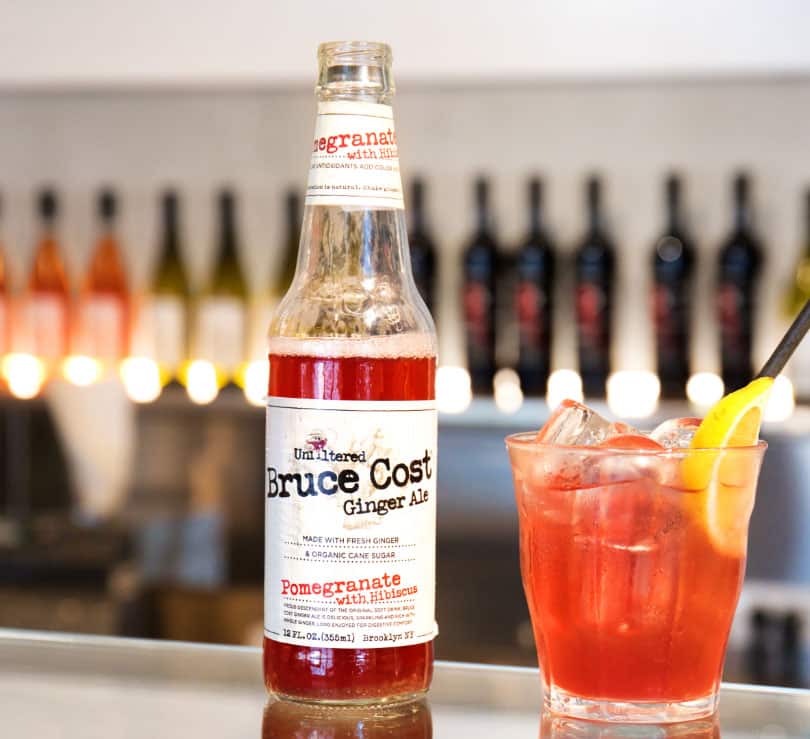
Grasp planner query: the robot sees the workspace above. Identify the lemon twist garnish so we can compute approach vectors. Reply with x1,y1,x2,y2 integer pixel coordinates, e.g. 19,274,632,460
684,377,773,556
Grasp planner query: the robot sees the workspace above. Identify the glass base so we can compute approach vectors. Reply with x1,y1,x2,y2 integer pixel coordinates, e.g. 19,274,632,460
271,689,427,708
545,686,719,724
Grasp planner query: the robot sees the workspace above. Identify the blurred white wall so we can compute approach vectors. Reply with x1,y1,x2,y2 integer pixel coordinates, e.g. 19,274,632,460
0,1,809,86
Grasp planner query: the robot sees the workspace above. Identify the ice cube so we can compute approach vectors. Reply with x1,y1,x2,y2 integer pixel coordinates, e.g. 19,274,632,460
649,417,702,449
537,399,635,446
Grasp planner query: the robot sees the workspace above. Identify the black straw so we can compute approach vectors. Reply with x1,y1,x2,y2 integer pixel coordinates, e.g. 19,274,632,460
757,298,810,379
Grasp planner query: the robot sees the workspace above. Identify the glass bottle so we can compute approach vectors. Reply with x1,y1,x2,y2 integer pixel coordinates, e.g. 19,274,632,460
147,190,191,384
22,189,70,370
461,177,499,395
195,189,248,386
75,188,129,367
717,173,763,392
407,178,437,317
264,41,437,704
652,174,695,399
575,175,615,398
515,177,555,396
784,187,810,400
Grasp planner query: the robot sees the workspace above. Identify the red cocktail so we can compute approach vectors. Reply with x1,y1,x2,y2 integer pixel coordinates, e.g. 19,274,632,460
506,402,766,722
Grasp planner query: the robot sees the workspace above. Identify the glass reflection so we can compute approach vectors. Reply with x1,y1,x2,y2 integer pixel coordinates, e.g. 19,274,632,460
262,698,432,738
539,713,720,739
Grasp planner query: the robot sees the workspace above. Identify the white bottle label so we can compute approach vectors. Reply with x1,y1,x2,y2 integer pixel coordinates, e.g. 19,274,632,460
151,296,186,371
306,101,404,210
196,297,245,372
76,296,125,361
21,294,67,360
265,397,437,649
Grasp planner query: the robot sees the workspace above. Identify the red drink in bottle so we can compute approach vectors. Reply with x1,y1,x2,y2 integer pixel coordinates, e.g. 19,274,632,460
263,42,437,704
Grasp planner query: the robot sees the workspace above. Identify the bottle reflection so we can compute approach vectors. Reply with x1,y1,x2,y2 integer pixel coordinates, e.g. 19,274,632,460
262,698,432,738
539,713,720,739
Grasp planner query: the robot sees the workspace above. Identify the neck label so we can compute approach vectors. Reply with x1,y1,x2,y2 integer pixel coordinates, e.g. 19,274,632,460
306,101,404,209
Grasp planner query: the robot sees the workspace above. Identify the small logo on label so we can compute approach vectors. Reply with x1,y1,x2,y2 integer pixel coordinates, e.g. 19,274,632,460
306,431,328,451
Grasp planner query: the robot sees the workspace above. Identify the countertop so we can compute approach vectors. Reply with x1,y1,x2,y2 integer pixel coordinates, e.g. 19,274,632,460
1,629,809,737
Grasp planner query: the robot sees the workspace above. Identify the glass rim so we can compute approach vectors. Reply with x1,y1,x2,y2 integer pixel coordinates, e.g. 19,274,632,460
505,430,768,456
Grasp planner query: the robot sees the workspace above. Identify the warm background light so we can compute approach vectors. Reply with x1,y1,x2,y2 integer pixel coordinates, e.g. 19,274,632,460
436,366,472,414
185,360,220,405
243,360,267,407
493,368,523,414
763,376,795,423
607,370,661,419
120,357,163,404
62,355,102,387
546,369,583,409
686,372,725,410
2,353,46,400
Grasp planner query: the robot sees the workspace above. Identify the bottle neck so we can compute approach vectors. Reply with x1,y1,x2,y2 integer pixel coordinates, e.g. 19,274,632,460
528,182,542,236
218,208,238,261
410,183,426,233
162,213,180,258
804,193,810,252
734,199,751,233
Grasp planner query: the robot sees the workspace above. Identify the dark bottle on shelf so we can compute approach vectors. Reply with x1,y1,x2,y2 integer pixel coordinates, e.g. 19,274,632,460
407,178,437,317
271,190,301,302
515,177,555,396
717,172,763,392
575,175,615,397
462,177,498,395
652,174,695,399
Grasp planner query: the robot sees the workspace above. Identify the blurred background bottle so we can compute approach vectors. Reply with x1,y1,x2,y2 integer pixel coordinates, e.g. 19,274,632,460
408,178,437,318
717,172,763,392
270,190,301,306
575,175,614,398
652,174,695,399
515,177,555,396
146,191,190,384
74,188,129,369
784,187,810,400
20,189,70,370
194,189,248,386
462,177,498,395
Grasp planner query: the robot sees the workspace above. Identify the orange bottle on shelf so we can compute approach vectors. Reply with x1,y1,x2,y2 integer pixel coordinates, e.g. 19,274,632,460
74,188,129,368
19,189,70,370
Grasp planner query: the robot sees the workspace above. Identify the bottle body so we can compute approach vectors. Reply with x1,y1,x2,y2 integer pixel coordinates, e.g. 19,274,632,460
75,189,129,366
462,178,498,395
195,190,248,384
515,178,554,396
264,42,437,704
408,179,437,317
652,176,694,398
20,190,70,368
132,191,189,384
784,188,810,400
575,177,614,398
716,174,762,392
